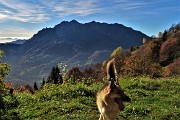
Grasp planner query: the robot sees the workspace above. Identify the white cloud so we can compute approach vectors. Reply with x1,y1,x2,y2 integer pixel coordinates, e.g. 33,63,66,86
0,0,176,23
41,0,102,17
0,37,17,43
0,0,103,23
0,0,179,23
0,26,35,38
0,0,49,23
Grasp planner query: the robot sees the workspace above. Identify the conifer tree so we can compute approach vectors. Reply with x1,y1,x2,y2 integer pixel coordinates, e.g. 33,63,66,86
40,78,45,89
162,30,167,42
56,66,63,84
46,66,63,84
33,82,38,90
130,46,135,52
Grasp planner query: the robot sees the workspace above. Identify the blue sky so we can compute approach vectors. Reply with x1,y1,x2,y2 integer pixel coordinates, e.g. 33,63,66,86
0,0,180,43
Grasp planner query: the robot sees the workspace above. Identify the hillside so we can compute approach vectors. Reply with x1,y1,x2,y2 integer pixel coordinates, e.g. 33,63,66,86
0,20,149,85
1,77,180,120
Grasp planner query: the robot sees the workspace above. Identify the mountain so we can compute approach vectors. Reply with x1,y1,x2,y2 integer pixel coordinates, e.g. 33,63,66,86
10,40,26,44
0,20,149,85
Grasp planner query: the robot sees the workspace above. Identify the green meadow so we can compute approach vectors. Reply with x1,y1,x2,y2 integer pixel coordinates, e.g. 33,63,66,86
1,77,180,120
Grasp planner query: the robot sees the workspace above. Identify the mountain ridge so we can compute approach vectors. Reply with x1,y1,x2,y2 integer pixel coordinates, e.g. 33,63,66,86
0,20,149,85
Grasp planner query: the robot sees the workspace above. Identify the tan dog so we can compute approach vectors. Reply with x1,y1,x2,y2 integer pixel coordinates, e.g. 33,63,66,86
96,59,131,120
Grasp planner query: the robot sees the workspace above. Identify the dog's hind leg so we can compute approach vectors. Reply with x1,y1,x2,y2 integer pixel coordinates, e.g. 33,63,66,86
99,114,103,120
99,114,107,120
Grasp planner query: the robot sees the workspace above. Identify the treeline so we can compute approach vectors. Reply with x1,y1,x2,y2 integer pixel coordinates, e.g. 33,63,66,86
37,63,105,89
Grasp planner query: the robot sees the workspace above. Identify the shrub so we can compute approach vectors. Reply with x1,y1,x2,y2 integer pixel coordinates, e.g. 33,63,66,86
148,63,162,78
14,85,34,94
83,63,106,83
66,67,83,83
164,58,180,77
160,38,178,66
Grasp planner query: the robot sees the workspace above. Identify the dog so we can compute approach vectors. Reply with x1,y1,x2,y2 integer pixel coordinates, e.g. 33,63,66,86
96,59,131,120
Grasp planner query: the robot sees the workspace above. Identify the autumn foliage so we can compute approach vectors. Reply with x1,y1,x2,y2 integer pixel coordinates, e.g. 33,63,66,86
14,85,34,94
66,67,83,82
122,40,161,77
110,47,130,75
160,38,179,66
164,58,180,77
120,23,180,78
65,63,106,83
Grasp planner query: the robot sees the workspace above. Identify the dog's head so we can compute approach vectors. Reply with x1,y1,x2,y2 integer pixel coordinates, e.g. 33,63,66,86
105,59,131,110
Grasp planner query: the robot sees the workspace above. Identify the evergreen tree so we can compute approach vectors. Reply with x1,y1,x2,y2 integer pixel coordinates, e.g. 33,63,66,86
46,66,63,84
0,50,10,92
130,46,135,52
162,30,167,42
46,66,56,83
53,66,60,84
59,71,63,84
33,82,38,90
40,78,45,89
56,66,63,84
0,50,10,109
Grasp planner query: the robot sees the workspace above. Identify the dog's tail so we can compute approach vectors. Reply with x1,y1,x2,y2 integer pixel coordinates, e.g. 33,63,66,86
106,58,117,81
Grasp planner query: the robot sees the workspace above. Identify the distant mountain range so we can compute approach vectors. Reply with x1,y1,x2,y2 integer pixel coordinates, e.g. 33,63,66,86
0,38,26,44
10,40,26,44
0,20,149,85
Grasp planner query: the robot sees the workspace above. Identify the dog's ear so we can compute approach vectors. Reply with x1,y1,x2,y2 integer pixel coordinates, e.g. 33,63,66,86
106,58,116,81
104,81,115,94
107,58,121,87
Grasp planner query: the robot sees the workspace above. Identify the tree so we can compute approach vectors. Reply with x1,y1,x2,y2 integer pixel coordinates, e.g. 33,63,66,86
66,67,83,83
161,30,167,42
163,58,180,77
55,66,63,84
160,38,178,66
40,78,46,89
110,47,123,58
0,50,10,92
151,35,156,39
46,66,63,84
82,64,105,82
33,82,38,91
110,47,130,75
130,46,135,52
0,50,10,110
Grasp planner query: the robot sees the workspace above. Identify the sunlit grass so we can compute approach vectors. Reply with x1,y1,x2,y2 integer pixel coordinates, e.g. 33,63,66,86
1,77,180,120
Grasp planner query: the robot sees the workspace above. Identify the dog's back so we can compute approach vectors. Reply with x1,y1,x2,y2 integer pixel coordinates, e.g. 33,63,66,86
96,59,131,120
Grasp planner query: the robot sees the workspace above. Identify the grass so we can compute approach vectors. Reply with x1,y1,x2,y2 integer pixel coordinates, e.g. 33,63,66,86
1,77,180,120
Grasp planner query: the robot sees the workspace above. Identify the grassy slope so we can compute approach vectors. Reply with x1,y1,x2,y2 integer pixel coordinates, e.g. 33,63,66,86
2,77,180,120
